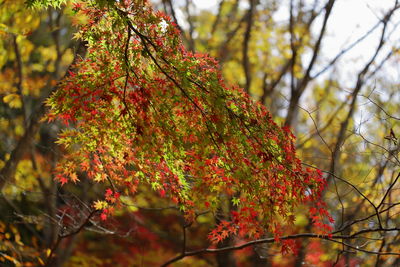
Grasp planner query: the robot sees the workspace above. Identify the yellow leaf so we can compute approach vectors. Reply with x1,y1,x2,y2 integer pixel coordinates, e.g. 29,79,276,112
2,254,18,264
14,233,23,246
37,256,45,266
15,124,24,136
3,94,22,108
93,200,107,210
294,214,308,227
70,172,79,183
94,172,105,182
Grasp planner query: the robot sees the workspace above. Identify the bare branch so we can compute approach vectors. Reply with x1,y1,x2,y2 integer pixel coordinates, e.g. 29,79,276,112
161,228,400,266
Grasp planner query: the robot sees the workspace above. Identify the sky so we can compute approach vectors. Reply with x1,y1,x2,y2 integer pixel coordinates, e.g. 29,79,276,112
189,0,400,86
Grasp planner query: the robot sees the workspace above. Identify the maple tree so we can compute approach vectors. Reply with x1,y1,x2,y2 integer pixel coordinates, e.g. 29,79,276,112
167,1,400,265
48,0,333,250
0,0,399,266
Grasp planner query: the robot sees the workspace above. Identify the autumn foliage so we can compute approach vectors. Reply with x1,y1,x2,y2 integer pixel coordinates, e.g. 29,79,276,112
46,0,332,248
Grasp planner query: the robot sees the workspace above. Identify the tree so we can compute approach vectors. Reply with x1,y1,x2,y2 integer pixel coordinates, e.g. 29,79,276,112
0,0,399,266
161,0,400,265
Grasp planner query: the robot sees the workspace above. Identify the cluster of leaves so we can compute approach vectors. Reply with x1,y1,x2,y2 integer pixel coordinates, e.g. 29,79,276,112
25,0,67,8
0,221,42,266
46,0,332,247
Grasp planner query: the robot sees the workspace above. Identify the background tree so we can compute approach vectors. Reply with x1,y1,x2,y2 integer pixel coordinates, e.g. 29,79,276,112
0,0,399,266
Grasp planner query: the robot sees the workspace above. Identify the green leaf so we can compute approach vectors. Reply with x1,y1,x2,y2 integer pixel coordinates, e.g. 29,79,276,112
25,0,68,8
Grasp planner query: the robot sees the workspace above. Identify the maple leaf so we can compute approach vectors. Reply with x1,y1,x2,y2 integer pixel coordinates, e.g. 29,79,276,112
80,161,90,171
69,172,79,183
159,189,166,197
56,175,68,186
94,200,107,210
105,188,113,197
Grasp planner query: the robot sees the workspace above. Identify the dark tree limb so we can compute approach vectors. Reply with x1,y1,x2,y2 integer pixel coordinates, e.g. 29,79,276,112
184,0,195,51
161,228,400,266
284,0,336,127
0,40,87,191
242,0,257,93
